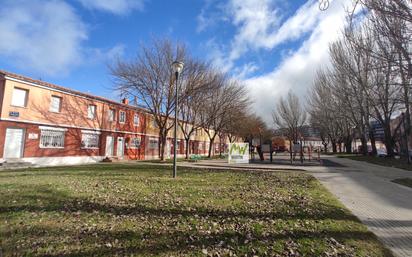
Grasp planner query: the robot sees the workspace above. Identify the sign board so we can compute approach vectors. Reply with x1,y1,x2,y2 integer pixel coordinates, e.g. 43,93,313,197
28,133,38,140
261,144,271,153
9,111,19,117
252,138,260,146
228,143,249,164
293,143,301,152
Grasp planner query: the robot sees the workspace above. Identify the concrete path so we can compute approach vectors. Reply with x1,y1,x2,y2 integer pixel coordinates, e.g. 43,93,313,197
311,156,412,257
170,157,412,257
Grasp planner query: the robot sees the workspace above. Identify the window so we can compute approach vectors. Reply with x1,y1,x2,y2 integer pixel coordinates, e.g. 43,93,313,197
108,109,115,122
133,114,139,126
119,111,126,123
50,96,62,112
152,119,158,128
81,132,99,149
149,138,158,149
88,105,96,119
173,139,180,150
11,88,28,107
129,137,141,149
39,127,66,148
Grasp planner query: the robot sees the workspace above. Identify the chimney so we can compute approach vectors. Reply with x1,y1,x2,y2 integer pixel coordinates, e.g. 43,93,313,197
122,98,129,105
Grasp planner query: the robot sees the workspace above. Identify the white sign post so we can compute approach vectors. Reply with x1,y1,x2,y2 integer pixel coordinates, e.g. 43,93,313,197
228,143,249,164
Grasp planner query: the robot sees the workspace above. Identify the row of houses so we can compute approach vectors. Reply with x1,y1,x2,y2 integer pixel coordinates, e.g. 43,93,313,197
0,70,226,166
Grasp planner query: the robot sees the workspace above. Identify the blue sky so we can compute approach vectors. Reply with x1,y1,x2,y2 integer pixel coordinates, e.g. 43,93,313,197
0,0,352,123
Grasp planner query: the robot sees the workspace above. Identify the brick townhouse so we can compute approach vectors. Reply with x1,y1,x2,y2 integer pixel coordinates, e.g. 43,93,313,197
0,70,225,166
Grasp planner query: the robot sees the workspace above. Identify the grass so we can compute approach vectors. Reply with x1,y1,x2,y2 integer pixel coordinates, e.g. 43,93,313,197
392,178,412,188
337,154,412,171
0,163,391,256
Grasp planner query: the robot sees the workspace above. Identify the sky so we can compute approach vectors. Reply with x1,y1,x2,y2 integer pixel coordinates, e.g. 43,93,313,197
0,0,353,124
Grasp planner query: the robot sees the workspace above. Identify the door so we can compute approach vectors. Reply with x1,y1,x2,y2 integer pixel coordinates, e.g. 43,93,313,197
117,137,124,158
4,128,25,159
105,136,114,157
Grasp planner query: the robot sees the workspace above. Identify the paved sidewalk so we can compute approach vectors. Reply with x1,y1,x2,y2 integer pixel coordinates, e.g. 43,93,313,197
311,156,412,257
172,157,412,257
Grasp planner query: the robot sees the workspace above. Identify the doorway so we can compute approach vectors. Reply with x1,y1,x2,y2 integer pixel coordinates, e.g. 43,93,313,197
117,137,124,158
105,136,114,157
3,128,25,159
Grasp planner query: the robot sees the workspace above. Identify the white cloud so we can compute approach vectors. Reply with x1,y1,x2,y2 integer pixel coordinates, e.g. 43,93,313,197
244,0,352,124
87,44,126,64
200,0,328,78
198,0,353,124
0,0,87,76
77,0,145,15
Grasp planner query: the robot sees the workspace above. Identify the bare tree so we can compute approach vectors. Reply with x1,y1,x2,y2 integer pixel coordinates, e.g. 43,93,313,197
329,30,374,155
200,78,249,157
110,38,186,161
309,69,350,153
272,91,307,162
178,60,217,159
349,0,412,154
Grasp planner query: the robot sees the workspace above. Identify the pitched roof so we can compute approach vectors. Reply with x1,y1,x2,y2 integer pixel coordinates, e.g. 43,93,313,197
0,69,148,113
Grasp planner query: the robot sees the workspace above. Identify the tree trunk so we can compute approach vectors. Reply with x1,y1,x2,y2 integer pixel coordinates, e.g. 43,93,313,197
159,132,167,161
360,135,368,156
208,138,215,158
219,136,222,157
331,140,337,153
185,138,190,159
289,140,293,164
345,138,352,153
323,142,328,153
369,129,377,156
383,124,395,157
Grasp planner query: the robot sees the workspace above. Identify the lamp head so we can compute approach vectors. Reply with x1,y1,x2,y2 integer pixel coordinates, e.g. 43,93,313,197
171,61,184,74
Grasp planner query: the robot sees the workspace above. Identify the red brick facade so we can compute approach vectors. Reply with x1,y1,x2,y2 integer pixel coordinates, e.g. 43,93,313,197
0,70,224,166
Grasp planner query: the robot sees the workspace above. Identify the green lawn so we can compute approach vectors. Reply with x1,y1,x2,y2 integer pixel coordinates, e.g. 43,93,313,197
392,178,412,188
0,164,391,256
337,154,412,171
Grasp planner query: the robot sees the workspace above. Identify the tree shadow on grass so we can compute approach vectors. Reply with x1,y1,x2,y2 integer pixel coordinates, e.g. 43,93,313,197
6,224,393,257
0,179,394,256
0,181,358,222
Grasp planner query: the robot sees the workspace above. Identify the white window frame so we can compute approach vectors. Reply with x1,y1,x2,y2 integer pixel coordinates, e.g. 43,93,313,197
133,113,139,126
108,109,115,122
148,138,158,149
128,137,141,149
174,139,180,150
81,130,100,149
87,105,96,119
119,111,126,123
49,95,62,113
11,88,28,107
39,126,67,149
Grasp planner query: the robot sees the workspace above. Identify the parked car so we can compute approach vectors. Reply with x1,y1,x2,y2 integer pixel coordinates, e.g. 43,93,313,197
377,148,387,157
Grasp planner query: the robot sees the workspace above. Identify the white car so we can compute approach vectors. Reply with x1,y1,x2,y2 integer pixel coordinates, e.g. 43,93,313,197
377,149,387,157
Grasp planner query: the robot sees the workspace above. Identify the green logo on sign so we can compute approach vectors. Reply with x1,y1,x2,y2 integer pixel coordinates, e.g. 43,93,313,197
230,144,248,155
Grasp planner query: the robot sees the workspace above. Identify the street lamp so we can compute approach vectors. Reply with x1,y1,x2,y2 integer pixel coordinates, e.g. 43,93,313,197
171,61,184,178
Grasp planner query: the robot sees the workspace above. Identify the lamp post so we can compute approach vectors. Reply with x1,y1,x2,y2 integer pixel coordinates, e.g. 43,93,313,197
171,61,184,178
